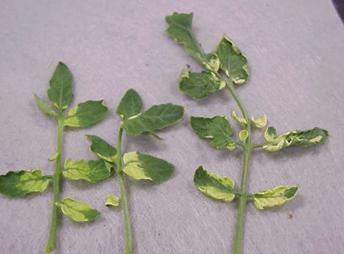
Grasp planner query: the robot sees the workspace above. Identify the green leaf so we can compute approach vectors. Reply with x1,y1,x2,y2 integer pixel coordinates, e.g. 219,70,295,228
0,170,50,197
193,166,235,202
262,127,328,152
56,198,100,222
251,114,267,129
47,62,73,110
104,194,120,207
122,152,175,183
214,35,249,85
34,95,57,117
190,116,236,150
64,100,108,128
116,89,143,120
63,159,112,183
86,135,116,163
48,152,59,161
122,104,184,136
165,12,219,72
178,68,225,99
231,111,247,126
253,185,298,210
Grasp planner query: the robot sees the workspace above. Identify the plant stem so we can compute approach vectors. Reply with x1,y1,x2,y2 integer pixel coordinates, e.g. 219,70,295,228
45,115,64,253
225,79,252,254
116,125,133,254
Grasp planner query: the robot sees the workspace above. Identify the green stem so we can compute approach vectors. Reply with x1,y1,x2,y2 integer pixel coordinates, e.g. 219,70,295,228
225,79,252,254
45,115,64,253
116,126,133,254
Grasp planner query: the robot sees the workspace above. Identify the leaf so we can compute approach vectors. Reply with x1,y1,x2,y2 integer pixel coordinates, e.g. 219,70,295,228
64,100,108,128
86,135,116,163
214,35,249,85
239,130,249,142
116,89,143,120
178,68,225,99
104,194,120,207
262,127,328,152
48,152,59,161
122,152,175,183
122,104,184,136
34,95,57,117
47,62,73,110
56,198,100,222
193,166,236,202
63,159,112,183
165,12,219,72
231,111,247,126
190,116,236,150
253,185,298,210
0,170,50,197
251,114,267,128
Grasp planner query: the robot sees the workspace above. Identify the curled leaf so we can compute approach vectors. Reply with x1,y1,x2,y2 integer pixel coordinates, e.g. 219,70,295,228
190,116,236,151
0,169,50,197
251,114,267,128
253,185,298,210
105,194,120,207
231,111,247,126
179,68,225,99
239,130,249,142
56,198,100,222
193,166,236,202
262,127,328,152
214,35,249,85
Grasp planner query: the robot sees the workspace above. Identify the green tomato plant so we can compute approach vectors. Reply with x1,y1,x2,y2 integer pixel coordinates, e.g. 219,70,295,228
65,88,184,254
0,62,108,253
165,12,328,254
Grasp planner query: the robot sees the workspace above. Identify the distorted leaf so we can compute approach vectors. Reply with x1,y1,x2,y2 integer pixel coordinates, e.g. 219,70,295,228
122,104,184,136
251,114,267,128
122,152,175,183
231,111,247,126
105,194,120,207
193,166,235,202
190,116,236,150
253,185,298,210
116,89,143,120
179,68,225,99
0,170,50,197
64,100,108,128
214,35,249,85
56,198,100,222
239,130,249,142
63,159,112,183
48,152,59,161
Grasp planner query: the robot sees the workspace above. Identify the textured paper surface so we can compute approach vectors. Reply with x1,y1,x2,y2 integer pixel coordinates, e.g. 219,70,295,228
0,0,343,253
